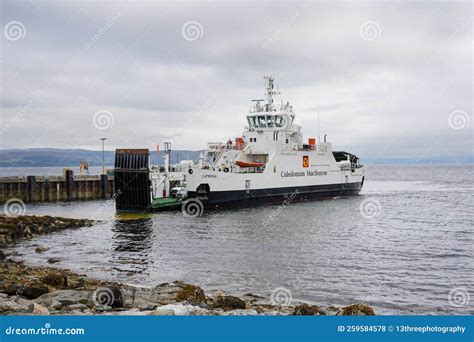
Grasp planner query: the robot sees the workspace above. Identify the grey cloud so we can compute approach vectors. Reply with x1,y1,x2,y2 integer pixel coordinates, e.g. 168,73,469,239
0,1,472,158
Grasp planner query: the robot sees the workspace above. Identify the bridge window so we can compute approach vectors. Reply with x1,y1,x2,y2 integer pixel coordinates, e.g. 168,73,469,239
275,115,284,127
266,115,274,128
247,116,256,127
257,116,267,127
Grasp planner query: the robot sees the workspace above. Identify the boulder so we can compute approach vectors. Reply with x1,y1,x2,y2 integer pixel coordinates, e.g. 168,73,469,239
293,304,325,316
15,297,33,306
47,258,61,264
138,304,157,311
128,282,206,306
28,303,50,315
213,294,246,311
35,246,49,253
0,301,29,313
336,304,375,316
241,293,266,303
24,286,50,299
35,290,93,307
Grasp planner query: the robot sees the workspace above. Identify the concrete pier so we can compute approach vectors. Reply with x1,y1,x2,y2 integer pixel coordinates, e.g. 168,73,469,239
0,172,115,203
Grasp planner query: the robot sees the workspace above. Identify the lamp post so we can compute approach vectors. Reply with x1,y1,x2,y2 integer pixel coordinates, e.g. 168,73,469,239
100,138,107,175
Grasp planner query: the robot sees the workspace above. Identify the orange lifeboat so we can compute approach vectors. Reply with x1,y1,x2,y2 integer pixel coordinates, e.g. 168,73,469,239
235,160,264,168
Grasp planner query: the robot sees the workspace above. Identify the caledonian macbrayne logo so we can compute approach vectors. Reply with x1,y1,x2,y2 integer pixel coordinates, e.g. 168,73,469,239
303,155,309,168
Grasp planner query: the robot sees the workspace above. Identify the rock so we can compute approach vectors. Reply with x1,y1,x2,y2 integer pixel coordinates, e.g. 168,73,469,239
336,304,375,316
22,286,49,299
28,303,49,315
138,304,157,311
213,294,246,311
293,304,325,316
222,309,258,316
0,301,29,313
35,246,49,253
0,215,94,245
35,290,93,306
42,271,68,287
51,300,63,310
68,304,89,310
149,304,210,316
15,297,33,306
0,293,8,298
148,308,174,316
242,293,266,303
131,282,206,306
47,258,61,264
0,250,5,260
94,305,112,312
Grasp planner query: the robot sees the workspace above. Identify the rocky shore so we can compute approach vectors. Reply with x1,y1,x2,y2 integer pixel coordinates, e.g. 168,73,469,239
0,215,94,246
0,215,375,316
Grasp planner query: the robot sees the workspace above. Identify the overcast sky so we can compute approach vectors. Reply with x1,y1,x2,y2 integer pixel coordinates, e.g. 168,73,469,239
0,1,472,160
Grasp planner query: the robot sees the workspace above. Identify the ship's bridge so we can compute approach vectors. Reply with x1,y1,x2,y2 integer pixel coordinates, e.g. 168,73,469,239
246,113,295,131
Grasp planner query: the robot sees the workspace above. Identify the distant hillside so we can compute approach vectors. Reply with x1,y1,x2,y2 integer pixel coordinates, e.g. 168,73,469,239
0,148,471,167
0,148,202,167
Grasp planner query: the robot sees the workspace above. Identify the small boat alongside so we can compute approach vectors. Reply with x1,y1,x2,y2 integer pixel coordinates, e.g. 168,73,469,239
114,76,364,212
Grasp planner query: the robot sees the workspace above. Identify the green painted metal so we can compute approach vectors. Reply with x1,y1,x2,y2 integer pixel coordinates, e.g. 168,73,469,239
151,197,182,209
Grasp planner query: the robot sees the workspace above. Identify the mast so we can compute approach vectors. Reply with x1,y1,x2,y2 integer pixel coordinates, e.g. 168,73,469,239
264,76,280,112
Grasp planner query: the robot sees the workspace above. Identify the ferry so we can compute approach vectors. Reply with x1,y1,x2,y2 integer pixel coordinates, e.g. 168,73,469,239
114,76,364,213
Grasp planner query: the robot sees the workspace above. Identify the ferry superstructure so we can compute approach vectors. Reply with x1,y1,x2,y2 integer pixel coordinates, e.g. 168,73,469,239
114,76,364,211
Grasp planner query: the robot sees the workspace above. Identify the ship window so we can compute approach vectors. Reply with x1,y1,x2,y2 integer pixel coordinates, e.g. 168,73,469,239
257,116,267,127
266,115,274,128
286,138,289,144
247,116,256,127
275,115,284,127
